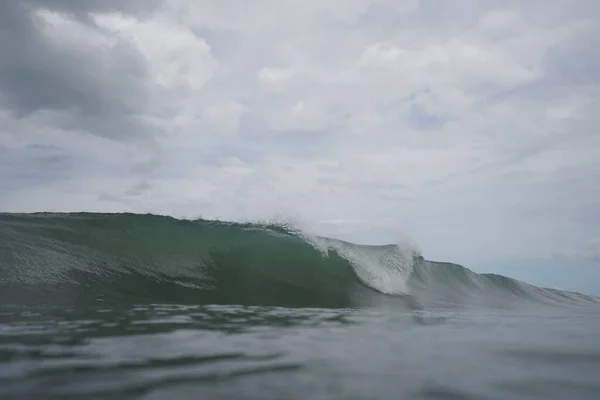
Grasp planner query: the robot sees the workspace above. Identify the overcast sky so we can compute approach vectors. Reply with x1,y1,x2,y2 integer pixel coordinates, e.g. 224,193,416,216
0,1,599,291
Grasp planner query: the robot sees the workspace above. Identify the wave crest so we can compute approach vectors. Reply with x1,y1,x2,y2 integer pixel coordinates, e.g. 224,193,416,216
0,212,597,309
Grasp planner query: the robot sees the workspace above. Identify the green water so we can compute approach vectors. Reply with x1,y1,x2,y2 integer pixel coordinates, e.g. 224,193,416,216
1,213,599,399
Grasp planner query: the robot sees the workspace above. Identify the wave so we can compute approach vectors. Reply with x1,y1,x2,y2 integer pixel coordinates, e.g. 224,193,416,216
0,212,597,309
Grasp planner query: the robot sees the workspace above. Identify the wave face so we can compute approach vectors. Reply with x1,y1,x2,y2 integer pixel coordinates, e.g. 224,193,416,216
0,213,597,309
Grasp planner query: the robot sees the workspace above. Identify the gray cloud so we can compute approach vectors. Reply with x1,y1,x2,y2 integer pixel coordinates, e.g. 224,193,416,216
0,144,72,191
125,181,152,196
544,27,600,86
0,0,160,140
25,0,161,16
26,143,63,151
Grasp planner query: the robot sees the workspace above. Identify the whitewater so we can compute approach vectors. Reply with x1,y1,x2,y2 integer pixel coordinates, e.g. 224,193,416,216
1,212,599,399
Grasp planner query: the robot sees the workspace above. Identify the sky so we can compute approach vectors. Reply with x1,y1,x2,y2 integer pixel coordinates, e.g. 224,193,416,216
0,1,599,292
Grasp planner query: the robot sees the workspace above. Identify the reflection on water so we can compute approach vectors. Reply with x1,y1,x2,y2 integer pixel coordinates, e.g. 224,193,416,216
1,303,600,399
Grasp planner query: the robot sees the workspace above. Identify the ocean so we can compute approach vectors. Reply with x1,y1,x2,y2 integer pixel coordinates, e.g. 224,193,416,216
1,212,599,399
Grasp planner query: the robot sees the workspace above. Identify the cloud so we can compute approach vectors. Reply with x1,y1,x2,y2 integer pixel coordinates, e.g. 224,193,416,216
584,238,600,261
554,237,600,264
0,2,150,140
0,0,222,144
0,0,599,269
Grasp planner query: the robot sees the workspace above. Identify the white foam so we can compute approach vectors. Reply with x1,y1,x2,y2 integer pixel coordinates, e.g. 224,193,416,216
303,235,416,295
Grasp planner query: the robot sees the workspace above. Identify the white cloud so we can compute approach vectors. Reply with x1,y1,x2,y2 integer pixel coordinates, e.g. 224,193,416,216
257,67,296,86
93,13,217,91
167,0,418,33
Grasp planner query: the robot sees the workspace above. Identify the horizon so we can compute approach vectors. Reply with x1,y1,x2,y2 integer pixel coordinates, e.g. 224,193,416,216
1,1,599,295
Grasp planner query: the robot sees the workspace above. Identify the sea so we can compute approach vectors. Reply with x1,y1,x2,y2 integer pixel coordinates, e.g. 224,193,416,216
1,212,599,399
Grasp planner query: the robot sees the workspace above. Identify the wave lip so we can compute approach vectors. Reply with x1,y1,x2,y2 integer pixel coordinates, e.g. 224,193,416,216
307,236,416,295
0,212,598,309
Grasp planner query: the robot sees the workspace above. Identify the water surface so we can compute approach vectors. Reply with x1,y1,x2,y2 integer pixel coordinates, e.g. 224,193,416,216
1,213,599,399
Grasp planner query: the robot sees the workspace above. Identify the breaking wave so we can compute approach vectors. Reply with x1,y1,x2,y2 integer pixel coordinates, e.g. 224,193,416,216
0,212,597,309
